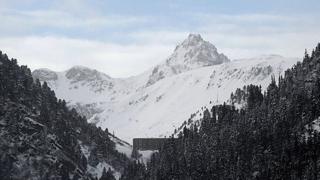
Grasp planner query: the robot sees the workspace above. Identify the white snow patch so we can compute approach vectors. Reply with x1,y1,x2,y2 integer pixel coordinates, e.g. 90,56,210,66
78,140,121,179
87,162,121,180
138,150,158,164
78,141,90,159
115,143,132,158
305,117,320,140
110,136,132,158
24,117,44,127
309,117,320,132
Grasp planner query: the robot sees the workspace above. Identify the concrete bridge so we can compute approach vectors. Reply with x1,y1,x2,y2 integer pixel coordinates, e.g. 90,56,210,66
133,138,169,151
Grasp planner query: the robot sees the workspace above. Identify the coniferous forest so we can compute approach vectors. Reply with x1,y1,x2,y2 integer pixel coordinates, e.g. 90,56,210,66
2,0,320,179
0,52,129,179
121,44,320,179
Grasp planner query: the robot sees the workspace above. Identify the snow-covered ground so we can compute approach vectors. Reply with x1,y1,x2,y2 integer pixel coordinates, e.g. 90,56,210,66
87,162,121,180
308,117,320,133
79,141,121,179
109,135,132,158
304,117,320,140
138,150,158,164
32,34,300,142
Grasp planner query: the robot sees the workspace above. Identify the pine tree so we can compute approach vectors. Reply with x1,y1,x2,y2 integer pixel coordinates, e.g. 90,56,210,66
100,167,116,180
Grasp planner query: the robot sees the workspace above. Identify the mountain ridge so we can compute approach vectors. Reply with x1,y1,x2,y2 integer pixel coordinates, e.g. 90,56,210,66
31,34,300,142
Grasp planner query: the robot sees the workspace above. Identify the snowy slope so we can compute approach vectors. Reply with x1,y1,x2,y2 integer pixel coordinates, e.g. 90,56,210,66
109,134,133,158
32,34,300,142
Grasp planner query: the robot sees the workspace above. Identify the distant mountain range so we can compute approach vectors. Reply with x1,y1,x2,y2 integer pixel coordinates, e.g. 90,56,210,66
32,34,300,142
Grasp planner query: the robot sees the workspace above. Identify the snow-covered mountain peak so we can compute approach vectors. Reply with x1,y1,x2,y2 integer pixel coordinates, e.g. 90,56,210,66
65,65,111,83
32,65,114,96
181,33,204,47
147,34,230,86
32,68,58,82
168,33,229,66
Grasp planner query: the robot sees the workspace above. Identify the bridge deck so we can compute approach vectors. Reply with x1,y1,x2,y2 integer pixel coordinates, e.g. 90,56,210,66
133,138,169,151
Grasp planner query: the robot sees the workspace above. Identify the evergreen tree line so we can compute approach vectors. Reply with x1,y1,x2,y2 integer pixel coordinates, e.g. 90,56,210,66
0,52,129,179
121,44,320,179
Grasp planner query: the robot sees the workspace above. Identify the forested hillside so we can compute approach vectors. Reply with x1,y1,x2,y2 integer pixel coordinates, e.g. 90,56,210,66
0,52,129,179
122,44,320,179
1,43,320,179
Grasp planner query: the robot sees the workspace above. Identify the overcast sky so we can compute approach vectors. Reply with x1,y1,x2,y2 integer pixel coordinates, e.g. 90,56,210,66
0,0,319,77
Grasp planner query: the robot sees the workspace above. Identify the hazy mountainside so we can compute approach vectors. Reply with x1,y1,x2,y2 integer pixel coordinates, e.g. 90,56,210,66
0,52,130,179
32,34,299,142
121,44,320,180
